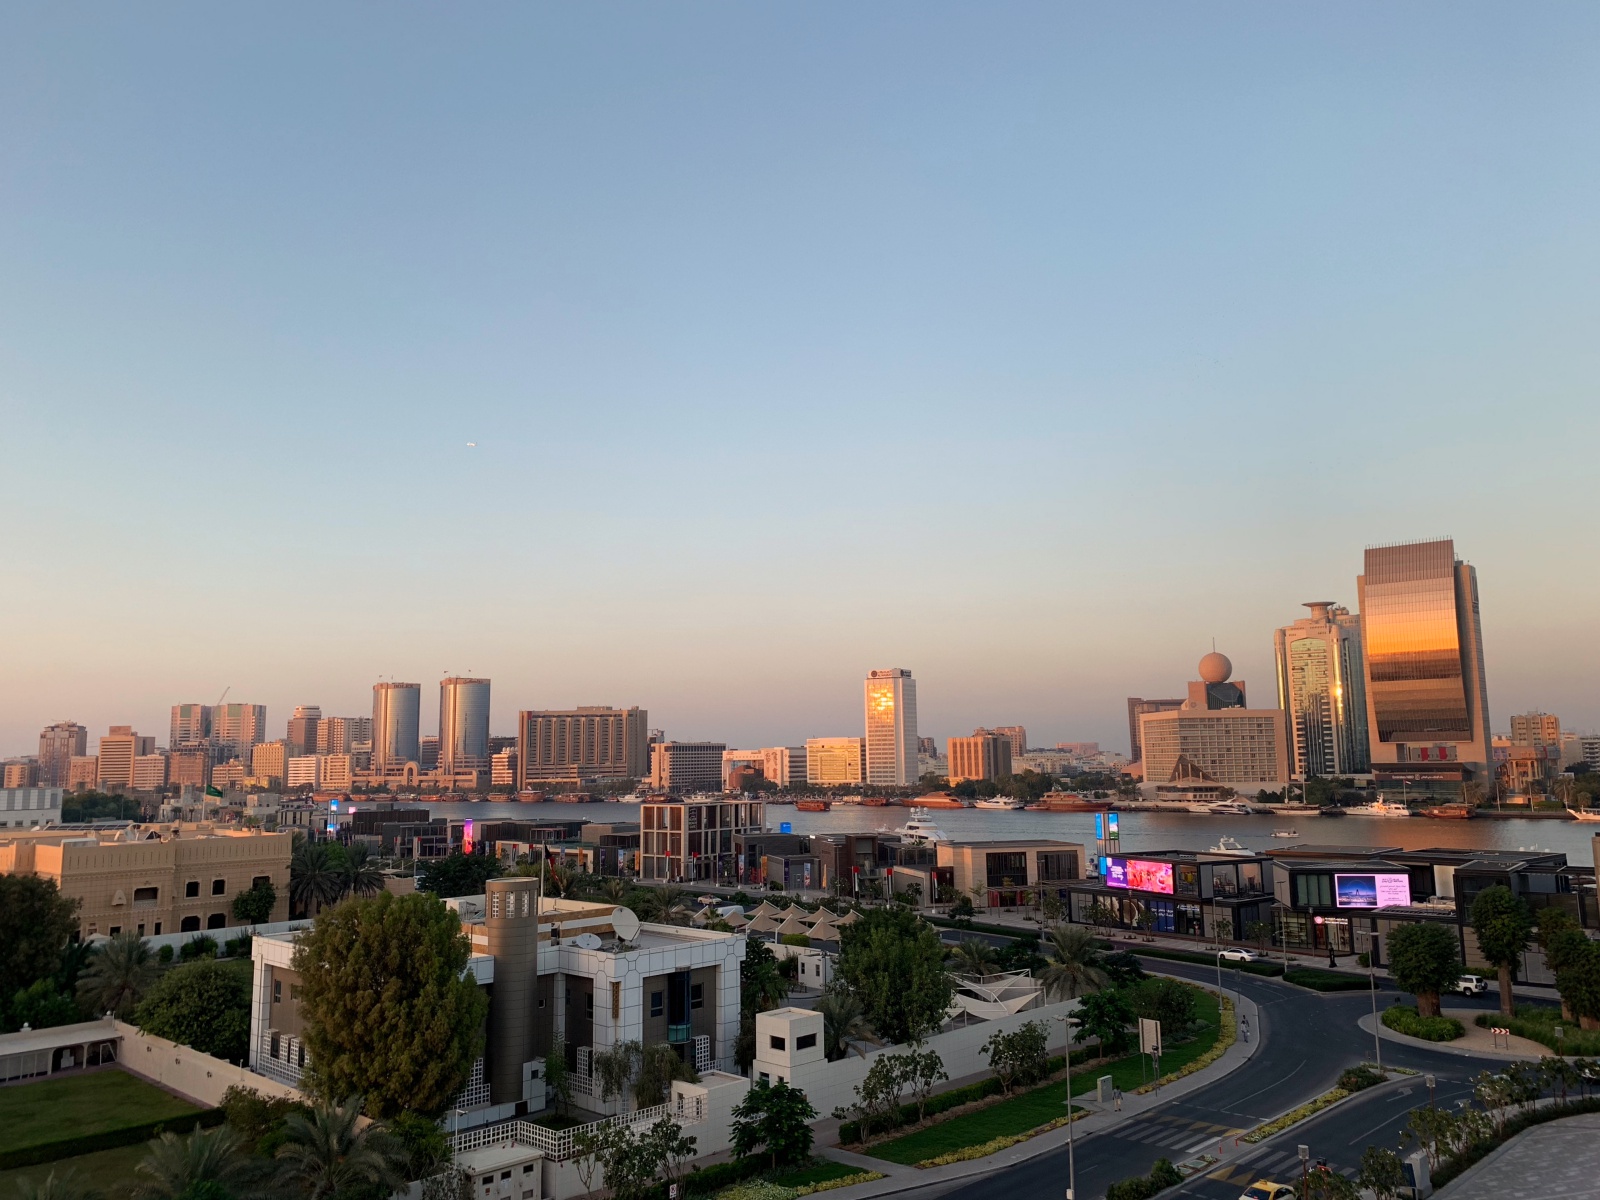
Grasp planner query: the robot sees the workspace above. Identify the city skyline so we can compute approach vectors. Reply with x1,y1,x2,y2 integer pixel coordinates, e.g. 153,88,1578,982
5,8,1599,755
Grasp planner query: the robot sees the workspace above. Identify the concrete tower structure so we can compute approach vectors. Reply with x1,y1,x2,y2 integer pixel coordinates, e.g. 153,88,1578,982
439,678,491,773
1274,601,1371,778
371,682,422,770
864,668,918,787
37,722,87,787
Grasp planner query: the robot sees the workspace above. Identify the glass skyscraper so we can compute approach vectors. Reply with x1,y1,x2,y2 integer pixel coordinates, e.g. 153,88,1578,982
372,681,422,770
439,677,491,772
1357,538,1491,777
864,668,918,787
1274,602,1370,779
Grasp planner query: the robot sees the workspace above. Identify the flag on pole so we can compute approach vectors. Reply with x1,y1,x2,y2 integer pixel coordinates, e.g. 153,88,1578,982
205,785,225,799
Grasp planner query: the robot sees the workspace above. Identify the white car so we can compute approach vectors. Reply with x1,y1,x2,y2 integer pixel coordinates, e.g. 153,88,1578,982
1456,976,1490,996
1218,948,1261,964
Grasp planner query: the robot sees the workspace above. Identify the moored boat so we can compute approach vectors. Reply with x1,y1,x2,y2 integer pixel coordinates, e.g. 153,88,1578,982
1418,804,1474,819
795,799,831,812
1039,792,1113,812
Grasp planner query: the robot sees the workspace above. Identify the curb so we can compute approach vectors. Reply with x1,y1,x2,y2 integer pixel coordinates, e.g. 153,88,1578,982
1357,1013,1548,1062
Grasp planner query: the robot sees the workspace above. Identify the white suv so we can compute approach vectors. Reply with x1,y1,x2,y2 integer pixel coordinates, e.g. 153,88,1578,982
1455,976,1490,997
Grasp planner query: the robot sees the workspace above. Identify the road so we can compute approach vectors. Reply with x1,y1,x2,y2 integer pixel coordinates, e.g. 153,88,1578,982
925,955,1522,1200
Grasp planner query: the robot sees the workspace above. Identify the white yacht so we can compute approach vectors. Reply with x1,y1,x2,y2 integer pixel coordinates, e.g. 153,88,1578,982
1270,829,1299,838
973,796,1026,810
1206,836,1251,855
887,809,951,844
1344,796,1412,818
1208,802,1254,816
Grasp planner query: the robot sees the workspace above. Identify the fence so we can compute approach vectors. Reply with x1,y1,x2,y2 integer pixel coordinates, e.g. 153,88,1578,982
449,1102,678,1161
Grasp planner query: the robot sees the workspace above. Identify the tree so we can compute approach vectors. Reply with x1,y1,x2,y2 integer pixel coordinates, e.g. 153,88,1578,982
1126,977,1198,1038
289,839,346,915
544,1033,573,1115
1537,909,1590,1022
902,1047,947,1122
730,1080,818,1169
390,1110,451,1184
1039,925,1110,1001
592,1040,642,1103
341,844,385,900
948,938,1000,977
1555,941,1600,1031
7,978,79,1032
9,1167,103,1200
845,1054,910,1137
835,907,952,1045
1293,1165,1358,1200
133,1126,269,1200
634,1041,699,1107
77,931,157,1018
273,1096,407,1199
416,852,501,900
1386,922,1461,1018
1357,1147,1407,1200
737,940,790,1070
815,990,876,1061
292,892,488,1118
589,1119,695,1200
1245,920,1274,954
950,895,975,925
1099,951,1147,988
135,960,252,1063
640,885,691,926
1470,885,1534,1017
0,875,79,1003
229,880,277,926
1074,989,1134,1055
982,1021,1049,1095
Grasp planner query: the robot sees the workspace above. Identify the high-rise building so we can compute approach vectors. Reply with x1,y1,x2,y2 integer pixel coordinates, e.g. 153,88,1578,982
649,742,726,793
372,683,422,770
917,736,937,757
132,754,169,791
169,749,211,790
1357,538,1491,779
67,756,99,791
38,722,88,787
948,731,1013,784
315,716,372,755
757,746,807,789
1274,601,1371,779
252,741,289,787
491,748,518,787
286,706,322,758
3,761,40,789
805,737,865,786
991,727,1028,758
864,668,918,787
97,727,154,790
418,736,440,771
213,704,268,762
1138,654,1290,791
1509,712,1562,749
439,678,491,772
170,704,213,749
516,707,650,787
1126,698,1183,763
286,755,320,790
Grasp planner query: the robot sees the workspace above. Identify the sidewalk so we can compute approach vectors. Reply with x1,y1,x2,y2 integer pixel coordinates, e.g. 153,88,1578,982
811,989,1261,1197
1359,1011,1549,1062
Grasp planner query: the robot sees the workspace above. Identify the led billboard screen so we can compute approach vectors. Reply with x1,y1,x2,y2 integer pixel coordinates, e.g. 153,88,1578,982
1334,872,1411,909
1103,857,1175,895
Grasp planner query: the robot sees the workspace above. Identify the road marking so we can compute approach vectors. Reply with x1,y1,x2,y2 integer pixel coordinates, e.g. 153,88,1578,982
1227,1058,1306,1105
1184,1138,1217,1156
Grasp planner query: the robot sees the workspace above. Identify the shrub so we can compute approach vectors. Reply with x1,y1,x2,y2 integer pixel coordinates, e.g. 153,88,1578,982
223,935,252,958
180,935,218,961
1338,1065,1386,1092
1284,968,1370,992
1382,1004,1464,1042
158,944,175,964
1105,1158,1182,1200
1473,1007,1600,1056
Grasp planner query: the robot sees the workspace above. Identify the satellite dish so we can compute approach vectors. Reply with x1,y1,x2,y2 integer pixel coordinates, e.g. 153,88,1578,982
611,907,641,941
573,932,603,950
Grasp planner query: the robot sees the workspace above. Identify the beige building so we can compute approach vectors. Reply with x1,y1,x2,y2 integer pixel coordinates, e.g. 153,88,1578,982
3,761,40,789
517,707,650,787
97,727,154,790
992,726,1028,758
936,839,1087,908
758,746,806,789
491,748,517,787
251,741,289,788
948,730,1014,783
805,737,864,786
0,825,292,939
38,722,88,787
68,756,100,791
168,750,211,791
132,754,169,792
1510,712,1562,749
1137,653,1290,792
864,668,918,787
649,741,726,793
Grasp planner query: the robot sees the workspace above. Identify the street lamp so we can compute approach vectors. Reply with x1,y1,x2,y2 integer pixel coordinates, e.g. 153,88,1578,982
1425,1074,1436,1108
1057,1015,1081,1200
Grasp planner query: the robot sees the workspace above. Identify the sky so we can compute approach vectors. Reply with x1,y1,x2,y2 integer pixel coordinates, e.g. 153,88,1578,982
2,3,1598,758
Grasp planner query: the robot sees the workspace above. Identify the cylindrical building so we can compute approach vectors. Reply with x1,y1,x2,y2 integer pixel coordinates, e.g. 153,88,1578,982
485,877,543,1106
439,677,491,773
371,682,421,769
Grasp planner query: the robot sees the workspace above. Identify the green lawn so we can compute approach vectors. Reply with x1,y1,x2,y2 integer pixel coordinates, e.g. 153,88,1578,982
0,1070,200,1155
769,1160,865,1187
868,990,1222,1165
0,1141,153,1199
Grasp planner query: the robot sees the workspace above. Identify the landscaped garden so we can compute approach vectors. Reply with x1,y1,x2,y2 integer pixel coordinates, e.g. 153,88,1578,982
0,1070,201,1160
1476,1005,1600,1056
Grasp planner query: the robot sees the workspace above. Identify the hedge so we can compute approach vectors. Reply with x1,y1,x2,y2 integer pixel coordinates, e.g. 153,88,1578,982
0,1107,226,1170
1382,1005,1464,1042
1283,968,1371,992
837,1052,1080,1145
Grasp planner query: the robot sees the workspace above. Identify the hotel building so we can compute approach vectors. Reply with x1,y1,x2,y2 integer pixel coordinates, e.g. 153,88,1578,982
1274,601,1370,778
517,707,650,787
864,668,918,787
1139,653,1290,793
947,731,1014,784
37,723,87,787
440,678,492,773
805,737,864,786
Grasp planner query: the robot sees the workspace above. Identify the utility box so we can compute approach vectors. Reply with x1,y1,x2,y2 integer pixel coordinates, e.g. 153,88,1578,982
1402,1148,1432,1198
1097,1075,1114,1102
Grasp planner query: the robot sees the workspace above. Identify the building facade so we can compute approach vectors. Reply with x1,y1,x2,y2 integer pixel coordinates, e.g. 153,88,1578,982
1138,655,1289,792
1358,538,1492,781
1126,698,1183,764
131,754,169,791
947,731,1014,784
805,737,864,786
169,705,213,750
251,741,288,788
0,788,62,830
864,668,918,787
1509,712,1562,749
440,678,492,773
517,707,650,787
97,727,154,790
372,683,422,771
213,704,268,762
640,797,765,881
37,723,88,787
286,706,322,758
649,742,726,794
991,727,1028,758
1273,601,1371,779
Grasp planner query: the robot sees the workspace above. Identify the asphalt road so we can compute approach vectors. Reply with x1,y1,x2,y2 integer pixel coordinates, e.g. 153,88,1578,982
924,955,1523,1200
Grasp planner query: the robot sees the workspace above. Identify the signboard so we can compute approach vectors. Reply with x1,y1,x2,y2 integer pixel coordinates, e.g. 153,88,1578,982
779,822,792,835
1139,1017,1162,1056
462,818,474,855
1094,813,1122,841
1334,872,1411,909
1095,813,1105,841
1103,856,1175,895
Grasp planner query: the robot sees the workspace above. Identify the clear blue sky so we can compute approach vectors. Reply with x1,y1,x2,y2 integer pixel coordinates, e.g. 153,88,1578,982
3,3,1598,756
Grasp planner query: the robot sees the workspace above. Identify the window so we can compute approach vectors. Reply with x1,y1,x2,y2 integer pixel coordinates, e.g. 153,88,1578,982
212,879,227,895
108,926,121,936
137,924,145,937
273,980,282,1003
585,994,594,1018
185,881,200,898
759,1072,770,1084
650,991,664,1018
207,913,226,929
154,922,162,935
985,851,1028,889
290,984,302,1001
1294,873,1333,908
796,1033,817,1050
270,1032,280,1059
133,886,158,903
252,875,271,890
769,1035,786,1051
690,983,704,1010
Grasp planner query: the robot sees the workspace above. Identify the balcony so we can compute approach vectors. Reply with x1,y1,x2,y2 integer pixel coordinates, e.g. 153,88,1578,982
666,1022,692,1044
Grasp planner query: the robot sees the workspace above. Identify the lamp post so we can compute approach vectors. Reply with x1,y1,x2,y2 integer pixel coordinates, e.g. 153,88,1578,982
1057,1015,1081,1200
1362,932,1382,1071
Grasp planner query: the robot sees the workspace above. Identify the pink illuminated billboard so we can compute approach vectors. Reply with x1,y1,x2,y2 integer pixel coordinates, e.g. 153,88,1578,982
1104,857,1174,895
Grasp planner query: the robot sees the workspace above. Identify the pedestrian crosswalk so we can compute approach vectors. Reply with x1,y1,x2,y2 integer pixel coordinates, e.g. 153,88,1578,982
1117,1113,1247,1154
1205,1146,1358,1186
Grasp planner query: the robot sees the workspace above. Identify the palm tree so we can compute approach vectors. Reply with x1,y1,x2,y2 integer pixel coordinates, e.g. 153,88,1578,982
11,1168,102,1200
289,837,344,915
1039,925,1110,1000
600,877,629,904
273,1097,406,1200
133,1126,267,1200
641,885,690,926
948,938,1002,978
815,991,877,1060
341,843,384,899
545,863,576,899
76,931,156,1018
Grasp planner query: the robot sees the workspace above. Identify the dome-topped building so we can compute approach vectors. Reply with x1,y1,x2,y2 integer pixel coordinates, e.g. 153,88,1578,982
1197,651,1233,684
